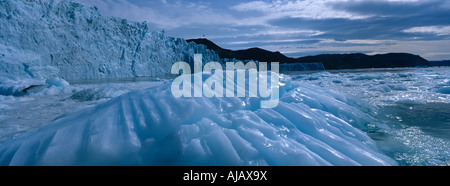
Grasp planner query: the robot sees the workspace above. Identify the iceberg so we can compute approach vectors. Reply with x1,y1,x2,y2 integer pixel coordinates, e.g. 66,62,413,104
0,72,396,166
45,78,70,88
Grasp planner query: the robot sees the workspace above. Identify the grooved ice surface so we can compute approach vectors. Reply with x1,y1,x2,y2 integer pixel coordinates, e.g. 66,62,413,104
0,0,220,80
0,73,396,166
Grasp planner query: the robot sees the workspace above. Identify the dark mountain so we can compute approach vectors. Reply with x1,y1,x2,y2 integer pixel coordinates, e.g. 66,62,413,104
297,53,431,69
187,38,224,53
187,38,296,63
187,38,432,70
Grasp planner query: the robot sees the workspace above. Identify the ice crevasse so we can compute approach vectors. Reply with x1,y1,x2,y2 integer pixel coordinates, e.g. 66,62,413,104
0,72,397,166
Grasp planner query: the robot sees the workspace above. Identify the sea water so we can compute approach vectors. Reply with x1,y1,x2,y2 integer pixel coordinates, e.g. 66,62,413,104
291,67,450,166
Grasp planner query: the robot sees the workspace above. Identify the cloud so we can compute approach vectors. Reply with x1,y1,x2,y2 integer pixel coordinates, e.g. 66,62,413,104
231,0,370,20
231,0,369,26
210,28,324,39
268,0,450,41
77,0,237,29
75,0,450,60
330,0,446,17
403,26,450,36
329,0,450,36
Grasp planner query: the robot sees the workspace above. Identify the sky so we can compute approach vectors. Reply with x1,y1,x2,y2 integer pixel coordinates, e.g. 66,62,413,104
77,0,450,61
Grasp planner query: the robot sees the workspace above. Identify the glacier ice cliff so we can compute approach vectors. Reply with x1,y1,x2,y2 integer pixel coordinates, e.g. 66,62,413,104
0,0,220,80
0,72,396,165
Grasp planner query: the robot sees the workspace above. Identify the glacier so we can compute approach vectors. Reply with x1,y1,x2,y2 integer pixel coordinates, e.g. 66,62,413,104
0,0,220,81
0,72,396,166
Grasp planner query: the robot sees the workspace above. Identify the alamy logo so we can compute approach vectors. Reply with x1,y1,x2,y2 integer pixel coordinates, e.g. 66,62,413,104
171,54,280,108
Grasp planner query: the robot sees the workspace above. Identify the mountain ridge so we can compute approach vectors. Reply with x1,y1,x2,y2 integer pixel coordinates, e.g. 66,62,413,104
187,38,432,70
